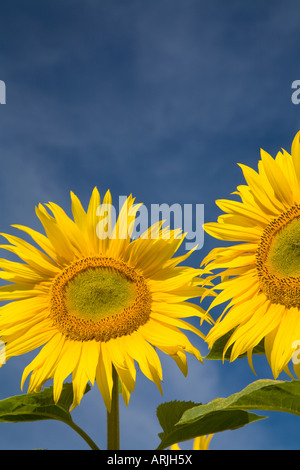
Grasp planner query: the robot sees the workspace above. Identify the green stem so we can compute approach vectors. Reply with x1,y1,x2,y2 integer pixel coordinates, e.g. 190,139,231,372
107,366,120,450
68,420,100,450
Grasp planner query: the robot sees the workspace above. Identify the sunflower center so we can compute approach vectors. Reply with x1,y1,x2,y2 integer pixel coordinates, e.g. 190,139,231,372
65,269,137,321
256,204,300,308
49,257,152,342
267,216,300,277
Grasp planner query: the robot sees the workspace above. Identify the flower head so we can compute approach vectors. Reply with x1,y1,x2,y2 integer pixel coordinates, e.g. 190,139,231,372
203,132,300,378
0,188,211,411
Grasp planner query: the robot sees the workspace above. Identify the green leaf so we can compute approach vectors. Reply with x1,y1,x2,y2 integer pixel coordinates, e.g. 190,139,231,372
205,329,265,360
156,397,264,449
0,383,87,423
0,383,100,450
157,400,200,440
179,379,300,424
157,379,300,449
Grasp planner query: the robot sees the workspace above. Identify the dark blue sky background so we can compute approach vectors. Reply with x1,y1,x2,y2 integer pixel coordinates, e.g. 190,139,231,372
0,0,300,450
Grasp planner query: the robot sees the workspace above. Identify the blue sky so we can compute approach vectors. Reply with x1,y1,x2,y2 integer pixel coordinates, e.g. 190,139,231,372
1,0,300,450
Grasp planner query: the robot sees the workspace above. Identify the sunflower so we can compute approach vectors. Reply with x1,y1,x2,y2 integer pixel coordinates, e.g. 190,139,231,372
170,434,213,450
0,188,210,412
203,131,300,379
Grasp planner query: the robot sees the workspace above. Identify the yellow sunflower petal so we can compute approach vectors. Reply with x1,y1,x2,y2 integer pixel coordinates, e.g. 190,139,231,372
53,340,82,403
96,343,113,412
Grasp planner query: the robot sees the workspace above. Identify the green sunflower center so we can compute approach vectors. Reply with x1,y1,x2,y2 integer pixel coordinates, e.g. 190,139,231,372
267,216,300,278
256,204,300,308
49,256,152,342
65,268,137,321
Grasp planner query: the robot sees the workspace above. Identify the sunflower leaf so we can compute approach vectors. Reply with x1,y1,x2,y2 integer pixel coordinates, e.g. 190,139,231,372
0,383,100,449
157,400,200,439
156,396,264,449
0,382,90,423
157,379,300,449
205,329,265,360
179,379,300,424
